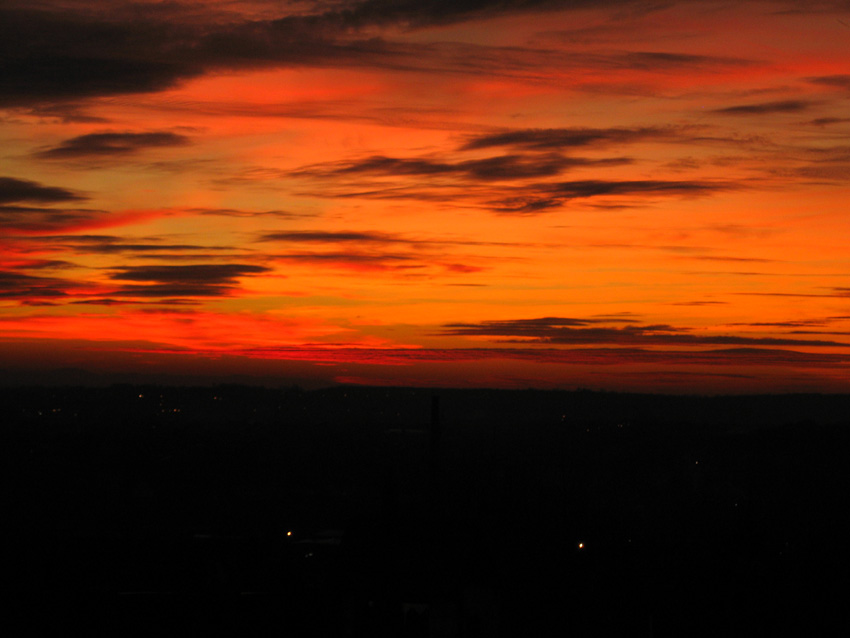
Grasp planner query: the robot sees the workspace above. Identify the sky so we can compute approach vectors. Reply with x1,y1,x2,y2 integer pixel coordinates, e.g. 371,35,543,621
1,0,849,392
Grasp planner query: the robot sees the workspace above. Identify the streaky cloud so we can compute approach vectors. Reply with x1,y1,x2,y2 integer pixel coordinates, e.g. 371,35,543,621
440,316,850,348
36,131,190,159
713,100,813,115
461,126,673,151
0,176,85,205
109,264,271,284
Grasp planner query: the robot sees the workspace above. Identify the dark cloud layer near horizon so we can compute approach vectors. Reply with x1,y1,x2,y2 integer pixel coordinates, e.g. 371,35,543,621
442,316,850,348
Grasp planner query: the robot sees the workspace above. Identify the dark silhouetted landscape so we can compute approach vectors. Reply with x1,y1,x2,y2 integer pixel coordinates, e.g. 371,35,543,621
4,385,850,635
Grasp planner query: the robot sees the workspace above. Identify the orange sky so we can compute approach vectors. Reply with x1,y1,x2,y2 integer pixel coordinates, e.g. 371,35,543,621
1,0,849,391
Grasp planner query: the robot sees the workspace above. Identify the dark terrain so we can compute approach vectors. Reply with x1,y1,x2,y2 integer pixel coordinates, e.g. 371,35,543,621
4,385,850,635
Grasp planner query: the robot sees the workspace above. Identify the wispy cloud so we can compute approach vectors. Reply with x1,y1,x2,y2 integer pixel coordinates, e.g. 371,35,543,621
36,131,190,159
461,126,677,151
298,153,628,181
0,176,85,205
713,100,814,116
440,316,850,348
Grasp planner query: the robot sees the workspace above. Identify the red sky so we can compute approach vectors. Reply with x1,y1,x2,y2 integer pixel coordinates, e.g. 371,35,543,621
1,0,849,391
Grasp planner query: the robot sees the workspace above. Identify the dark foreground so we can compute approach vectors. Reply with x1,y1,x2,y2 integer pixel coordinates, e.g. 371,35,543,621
4,386,850,635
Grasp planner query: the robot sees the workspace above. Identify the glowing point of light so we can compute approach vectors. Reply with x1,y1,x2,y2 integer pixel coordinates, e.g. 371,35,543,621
578,542,584,549
286,531,292,537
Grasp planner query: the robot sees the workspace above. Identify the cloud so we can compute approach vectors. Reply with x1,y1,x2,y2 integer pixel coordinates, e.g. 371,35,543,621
617,51,753,70
0,2,747,107
0,206,105,234
0,261,273,305
298,153,630,182
807,74,850,90
36,131,190,159
0,176,85,205
0,3,556,105
109,264,270,284
258,228,526,249
292,128,731,214
232,344,850,370
440,316,850,348
102,263,272,298
489,179,729,214
0,270,75,300
44,235,234,256
461,126,673,151
0,8,202,106
670,301,727,306
192,207,308,219
805,116,850,126
712,100,813,115
260,230,403,244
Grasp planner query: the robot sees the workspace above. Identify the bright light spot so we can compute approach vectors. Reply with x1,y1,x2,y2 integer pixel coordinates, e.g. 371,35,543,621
578,542,584,550
286,531,292,537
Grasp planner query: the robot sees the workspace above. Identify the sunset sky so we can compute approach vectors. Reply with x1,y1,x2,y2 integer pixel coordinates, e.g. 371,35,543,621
1,0,849,391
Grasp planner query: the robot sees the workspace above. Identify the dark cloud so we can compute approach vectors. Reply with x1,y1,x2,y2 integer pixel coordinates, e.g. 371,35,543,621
109,264,270,284
0,2,704,106
33,234,239,258
686,255,777,263
260,230,401,244
257,230,525,257
618,51,753,69
303,0,621,29
104,264,272,299
36,131,190,159
296,175,727,214
0,179,98,232
545,179,726,198
670,301,727,306
193,207,309,219
461,126,672,151
0,8,201,106
489,179,728,214
807,74,850,90
806,117,850,126
67,239,231,255
293,140,730,213
732,320,830,327
70,298,197,306
236,345,850,370
0,205,118,234
441,316,850,347
0,270,73,300
0,261,272,304
299,153,629,182
712,100,813,115
0,176,85,205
